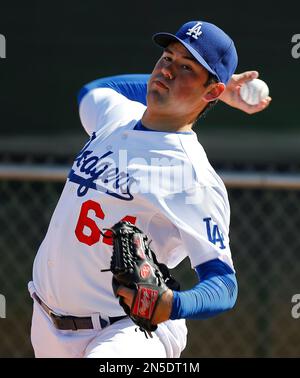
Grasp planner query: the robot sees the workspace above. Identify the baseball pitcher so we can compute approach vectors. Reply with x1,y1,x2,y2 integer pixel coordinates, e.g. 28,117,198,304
28,20,271,358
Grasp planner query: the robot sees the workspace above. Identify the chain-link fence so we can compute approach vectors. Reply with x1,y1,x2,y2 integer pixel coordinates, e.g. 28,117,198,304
0,165,300,357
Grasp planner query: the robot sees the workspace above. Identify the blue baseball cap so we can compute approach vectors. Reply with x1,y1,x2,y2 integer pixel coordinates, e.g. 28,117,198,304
152,21,238,84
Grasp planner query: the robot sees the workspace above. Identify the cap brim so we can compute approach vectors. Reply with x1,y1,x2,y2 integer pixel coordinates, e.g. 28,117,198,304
152,32,220,81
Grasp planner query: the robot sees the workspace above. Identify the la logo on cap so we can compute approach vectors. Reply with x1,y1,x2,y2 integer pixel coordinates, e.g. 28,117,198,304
186,22,203,40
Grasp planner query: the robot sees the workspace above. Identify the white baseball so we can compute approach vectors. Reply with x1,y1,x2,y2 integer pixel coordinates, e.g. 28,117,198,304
240,78,269,106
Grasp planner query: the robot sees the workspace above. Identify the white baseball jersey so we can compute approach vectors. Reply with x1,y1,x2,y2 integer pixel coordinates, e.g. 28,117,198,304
32,86,234,325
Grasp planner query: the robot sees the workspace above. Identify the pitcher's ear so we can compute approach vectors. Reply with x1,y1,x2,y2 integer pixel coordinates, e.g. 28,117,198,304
203,83,225,102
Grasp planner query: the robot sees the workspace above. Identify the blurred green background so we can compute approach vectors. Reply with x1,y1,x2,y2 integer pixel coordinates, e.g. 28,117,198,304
0,0,300,358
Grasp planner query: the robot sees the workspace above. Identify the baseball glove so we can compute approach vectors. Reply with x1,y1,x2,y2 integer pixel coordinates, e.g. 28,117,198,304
101,221,180,337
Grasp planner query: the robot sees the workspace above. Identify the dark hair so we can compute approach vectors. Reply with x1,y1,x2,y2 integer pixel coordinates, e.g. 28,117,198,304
194,73,220,123
204,72,219,87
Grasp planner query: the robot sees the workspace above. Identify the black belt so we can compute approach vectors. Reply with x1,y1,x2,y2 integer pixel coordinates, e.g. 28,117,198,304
32,292,127,331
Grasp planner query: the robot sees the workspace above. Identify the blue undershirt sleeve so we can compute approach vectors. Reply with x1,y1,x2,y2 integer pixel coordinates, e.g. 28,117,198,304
77,74,150,106
170,259,238,320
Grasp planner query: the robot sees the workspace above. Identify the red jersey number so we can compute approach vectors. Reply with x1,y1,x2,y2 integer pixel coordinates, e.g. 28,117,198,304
75,200,136,246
